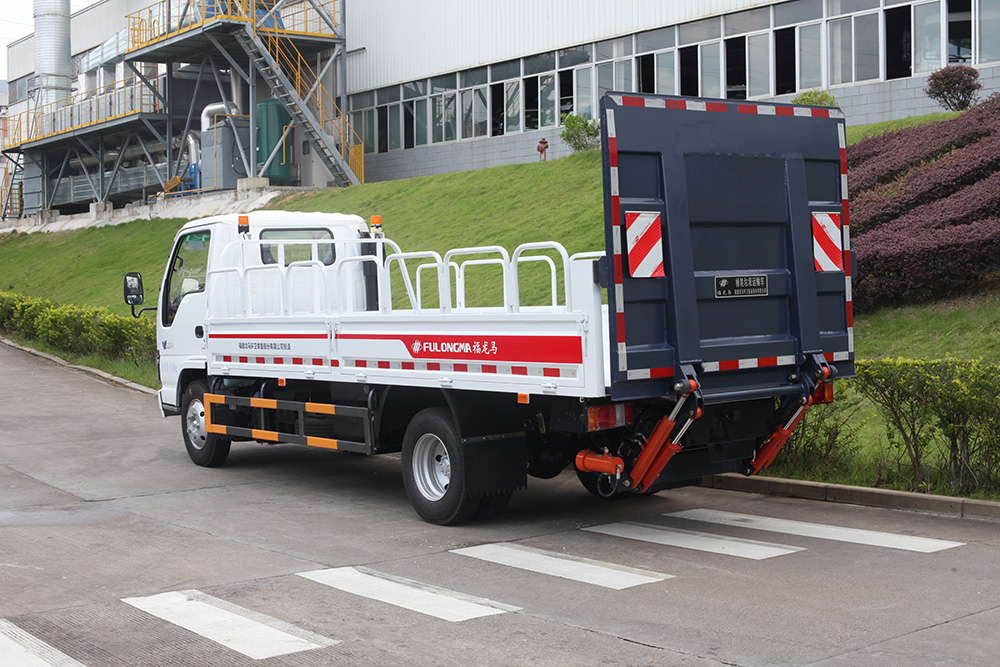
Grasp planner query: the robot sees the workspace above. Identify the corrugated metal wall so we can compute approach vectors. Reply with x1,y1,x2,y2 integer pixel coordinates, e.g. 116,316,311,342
346,0,770,91
8,0,144,80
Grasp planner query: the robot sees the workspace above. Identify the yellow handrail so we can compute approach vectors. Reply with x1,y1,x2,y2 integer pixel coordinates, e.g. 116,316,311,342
125,0,339,52
258,26,364,182
1,76,163,150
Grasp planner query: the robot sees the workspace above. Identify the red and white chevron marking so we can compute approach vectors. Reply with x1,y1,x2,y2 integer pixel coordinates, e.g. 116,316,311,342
608,95,845,119
812,212,844,272
625,211,664,278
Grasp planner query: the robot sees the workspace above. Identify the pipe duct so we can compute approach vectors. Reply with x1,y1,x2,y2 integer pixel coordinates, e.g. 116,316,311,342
201,101,240,133
33,0,73,107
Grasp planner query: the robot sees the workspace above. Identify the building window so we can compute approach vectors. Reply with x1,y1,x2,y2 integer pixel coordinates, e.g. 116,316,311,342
915,2,943,71
830,12,879,85
982,0,1000,63
948,0,972,62
575,66,594,118
461,87,488,138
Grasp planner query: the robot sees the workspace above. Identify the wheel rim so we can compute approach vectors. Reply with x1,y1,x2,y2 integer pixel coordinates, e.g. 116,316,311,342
412,433,450,501
185,398,208,450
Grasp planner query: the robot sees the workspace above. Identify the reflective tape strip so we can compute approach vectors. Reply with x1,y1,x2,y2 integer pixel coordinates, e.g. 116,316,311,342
702,356,795,373
307,436,339,450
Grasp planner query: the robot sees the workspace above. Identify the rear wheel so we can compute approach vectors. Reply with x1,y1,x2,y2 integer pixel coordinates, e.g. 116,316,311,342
402,407,480,525
181,379,231,467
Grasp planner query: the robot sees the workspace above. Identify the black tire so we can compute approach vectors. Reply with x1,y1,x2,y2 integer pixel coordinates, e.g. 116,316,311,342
181,379,231,467
401,407,480,525
576,467,632,499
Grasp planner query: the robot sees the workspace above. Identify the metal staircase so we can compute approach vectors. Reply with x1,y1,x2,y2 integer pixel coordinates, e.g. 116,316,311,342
234,21,363,186
1,160,24,221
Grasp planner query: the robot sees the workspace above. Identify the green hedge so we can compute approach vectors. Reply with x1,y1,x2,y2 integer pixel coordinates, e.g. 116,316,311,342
855,358,1000,495
0,291,155,364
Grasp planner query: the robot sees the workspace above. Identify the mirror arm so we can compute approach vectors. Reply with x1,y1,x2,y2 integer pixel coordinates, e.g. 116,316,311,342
131,305,157,319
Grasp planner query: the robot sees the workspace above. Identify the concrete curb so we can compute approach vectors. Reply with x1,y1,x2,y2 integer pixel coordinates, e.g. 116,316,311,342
0,337,158,397
704,473,1000,521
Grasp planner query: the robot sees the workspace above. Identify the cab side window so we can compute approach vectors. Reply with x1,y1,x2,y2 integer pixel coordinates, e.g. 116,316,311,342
163,230,211,326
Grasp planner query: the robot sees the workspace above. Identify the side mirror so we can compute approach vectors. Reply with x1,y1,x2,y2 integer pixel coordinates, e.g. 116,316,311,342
124,272,155,318
124,272,144,306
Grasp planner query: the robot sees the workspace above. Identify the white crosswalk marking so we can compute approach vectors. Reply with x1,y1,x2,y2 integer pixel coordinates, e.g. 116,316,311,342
668,509,966,553
584,522,804,560
452,543,673,589
122,590,336,660
298,567,517,622
0,619,87,667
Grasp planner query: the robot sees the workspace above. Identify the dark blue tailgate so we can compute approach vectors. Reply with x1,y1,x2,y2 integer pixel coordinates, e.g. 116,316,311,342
600,92,854,401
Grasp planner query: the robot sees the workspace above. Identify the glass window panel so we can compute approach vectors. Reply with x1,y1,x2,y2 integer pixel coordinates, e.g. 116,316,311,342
540,74,556,127
558,45,592,67
443,93,457,141
505,81,521,132
430,73,456,93
377,85,400,105
615,59,633,92
914,2,941,73
980,0,1000,63
700,42,722,97
854,13,880,81
829,18,853,84
432,96,443,143
402,80,426,100
461,90,474,138
725,7,771,36
524,52,556,74
575,67,593,119
598,62,614,98
350,91,374,110
748,33,770,96
597,37,632,61
680,17,721,45
461,66,488,88
655,51,675,95
775,0,822,26
415,98,427,146
827,0,879,16
491,59,520,81
388,104,401,149
637,26,675,53
800,23,823,88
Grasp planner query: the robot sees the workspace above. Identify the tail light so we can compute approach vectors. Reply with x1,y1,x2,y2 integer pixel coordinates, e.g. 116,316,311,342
813,381,834,405
587,403,634,431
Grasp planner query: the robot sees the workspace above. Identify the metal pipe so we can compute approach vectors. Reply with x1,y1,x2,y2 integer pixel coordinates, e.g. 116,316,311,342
201,101,239,133
33,0,73,107
185,130,201,167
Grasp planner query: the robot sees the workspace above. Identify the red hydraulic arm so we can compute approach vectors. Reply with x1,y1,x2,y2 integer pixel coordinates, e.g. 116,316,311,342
629,380,700,493
747,398,812,475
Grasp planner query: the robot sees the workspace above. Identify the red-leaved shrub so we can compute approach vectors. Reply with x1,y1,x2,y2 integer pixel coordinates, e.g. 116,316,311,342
848,98,1000,193
853,218,1000,310
850,136,1000,234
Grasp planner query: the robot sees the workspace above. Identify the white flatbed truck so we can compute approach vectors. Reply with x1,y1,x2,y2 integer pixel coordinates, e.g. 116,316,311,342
124,92,854,523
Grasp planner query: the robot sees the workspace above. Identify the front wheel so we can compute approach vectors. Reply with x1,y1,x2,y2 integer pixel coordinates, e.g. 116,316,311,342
181,379,231,467
402,407,480,525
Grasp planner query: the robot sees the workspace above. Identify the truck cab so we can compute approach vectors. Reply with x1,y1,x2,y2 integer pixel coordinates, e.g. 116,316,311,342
152,211,371,416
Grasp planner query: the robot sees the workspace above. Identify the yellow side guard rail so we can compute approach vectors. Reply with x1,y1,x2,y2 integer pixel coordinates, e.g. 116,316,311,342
204,392,370,453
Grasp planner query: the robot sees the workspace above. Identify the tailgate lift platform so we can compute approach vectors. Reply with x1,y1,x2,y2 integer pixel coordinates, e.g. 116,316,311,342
600,93,854,402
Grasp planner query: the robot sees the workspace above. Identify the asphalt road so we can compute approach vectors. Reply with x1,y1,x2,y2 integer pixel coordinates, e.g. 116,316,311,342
2,342,999,666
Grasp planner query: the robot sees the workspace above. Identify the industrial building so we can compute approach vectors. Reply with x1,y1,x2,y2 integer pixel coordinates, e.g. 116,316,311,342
3,0,999,220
